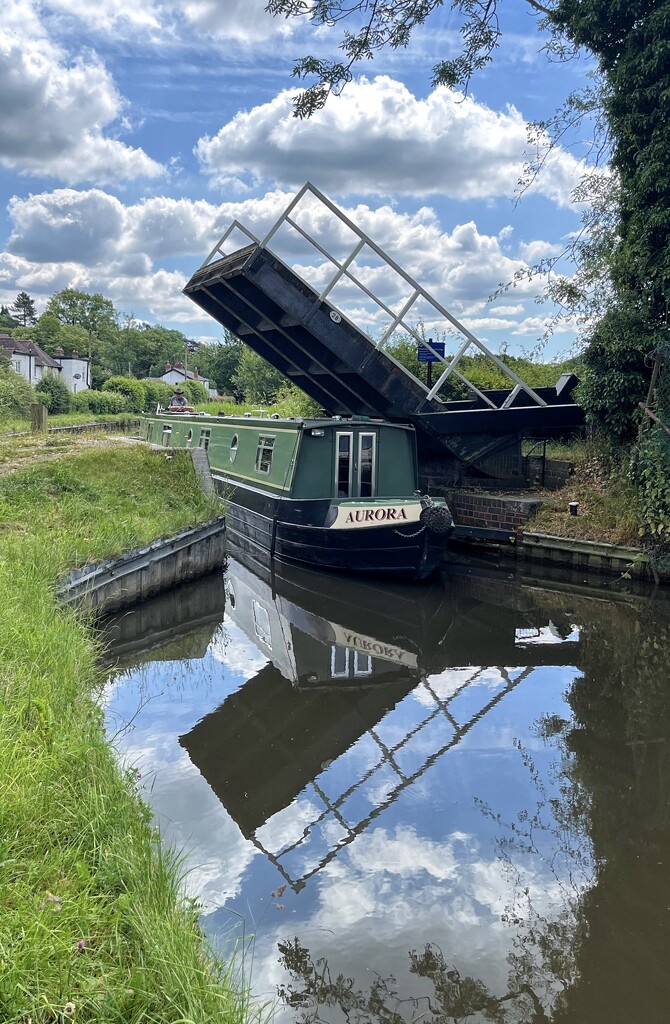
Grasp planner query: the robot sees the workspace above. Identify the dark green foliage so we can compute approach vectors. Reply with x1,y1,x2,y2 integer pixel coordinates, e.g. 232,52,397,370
102,375,147,412
142,380,174,410
200,332,245,398
232,346,286,404
0,365,35,417
35,373,71,414
0,304,18,329
10,291,37,327
70,389,132,414
577,301,652,444
183,380,209,405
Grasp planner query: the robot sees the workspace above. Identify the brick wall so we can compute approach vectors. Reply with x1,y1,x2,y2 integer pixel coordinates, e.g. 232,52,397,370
446,491,544,532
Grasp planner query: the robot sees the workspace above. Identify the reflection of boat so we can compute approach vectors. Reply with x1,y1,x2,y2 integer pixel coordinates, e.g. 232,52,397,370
180,550,585,890
223,541,452,688
98,570,225,669
141,411,452,580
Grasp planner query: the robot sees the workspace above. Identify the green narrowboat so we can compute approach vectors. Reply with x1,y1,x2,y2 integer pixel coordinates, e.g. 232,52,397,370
141,409,453,579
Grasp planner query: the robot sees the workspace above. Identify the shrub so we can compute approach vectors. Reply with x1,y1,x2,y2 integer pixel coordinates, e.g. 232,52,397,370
102,375,146,412
70,390,132,414
0,366,35,417
183,380,209,405
143,380,173,410
35,373,71,414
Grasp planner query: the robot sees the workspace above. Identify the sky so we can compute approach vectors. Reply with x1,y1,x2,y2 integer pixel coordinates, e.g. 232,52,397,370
0,0,596,358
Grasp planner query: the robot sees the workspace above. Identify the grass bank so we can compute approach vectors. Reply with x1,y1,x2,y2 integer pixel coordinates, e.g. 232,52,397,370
0,411,139,435
0,445,246,1023
526,444,640,546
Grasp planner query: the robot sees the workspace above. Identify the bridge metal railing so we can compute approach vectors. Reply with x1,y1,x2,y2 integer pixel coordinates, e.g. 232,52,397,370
199,182,547,410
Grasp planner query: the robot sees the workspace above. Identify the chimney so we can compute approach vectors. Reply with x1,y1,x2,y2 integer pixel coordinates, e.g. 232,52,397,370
54,347,65,357
165,361,171,371
193,367,199,380
175,359,183,369
71,349,78,358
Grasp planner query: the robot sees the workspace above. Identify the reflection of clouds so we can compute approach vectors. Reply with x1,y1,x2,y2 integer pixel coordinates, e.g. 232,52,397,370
515,622,580,646
256,798,322,854
210,617,267,678
252,820,592,1014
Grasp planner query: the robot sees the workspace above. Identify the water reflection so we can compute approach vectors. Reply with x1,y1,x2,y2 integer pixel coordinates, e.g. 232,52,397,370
101,550,670,1023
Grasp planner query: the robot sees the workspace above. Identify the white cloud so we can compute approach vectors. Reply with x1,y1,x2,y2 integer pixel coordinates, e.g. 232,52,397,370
195,76,584,207
0,0,162,184
2,186,575,344
179,0,290,42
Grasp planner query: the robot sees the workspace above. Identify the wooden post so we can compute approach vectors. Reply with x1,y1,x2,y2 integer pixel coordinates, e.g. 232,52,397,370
31,403,48,432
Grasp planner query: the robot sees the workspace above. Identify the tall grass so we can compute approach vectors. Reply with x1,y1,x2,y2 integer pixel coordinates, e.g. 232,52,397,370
0,446,248,1023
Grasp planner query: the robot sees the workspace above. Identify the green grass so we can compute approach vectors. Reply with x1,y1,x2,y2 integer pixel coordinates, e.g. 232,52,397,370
526,451,641,546
0,412,139,434
0,445,249,1023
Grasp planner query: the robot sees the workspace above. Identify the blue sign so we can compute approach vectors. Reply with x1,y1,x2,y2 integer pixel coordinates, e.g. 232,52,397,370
417,341,445,363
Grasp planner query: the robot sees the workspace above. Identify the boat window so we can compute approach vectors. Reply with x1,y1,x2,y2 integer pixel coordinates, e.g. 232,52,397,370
186,429,193,446
358,432,377,497
335,432,353,497
255,434,275,474
354,652,373,676
162,425,171,446
230,434,239,462
252,600,272,648
331,645,350,678
199,428,211,451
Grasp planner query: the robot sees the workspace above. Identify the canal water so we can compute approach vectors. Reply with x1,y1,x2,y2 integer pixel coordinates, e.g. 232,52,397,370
101,549,670,1023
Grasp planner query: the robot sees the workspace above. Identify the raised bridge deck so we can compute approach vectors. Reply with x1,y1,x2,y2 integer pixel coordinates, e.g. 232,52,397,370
184,183,583,483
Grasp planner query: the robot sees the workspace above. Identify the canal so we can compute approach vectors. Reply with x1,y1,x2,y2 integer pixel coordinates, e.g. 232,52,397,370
100,549,670,1023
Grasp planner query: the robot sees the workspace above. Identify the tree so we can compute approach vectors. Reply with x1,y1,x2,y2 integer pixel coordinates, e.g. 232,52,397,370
35,373,71,414
0,304,18,329
200,331,245,399
266,0,562,118
10,291,37,326
232,347,286,404
46,289,117,332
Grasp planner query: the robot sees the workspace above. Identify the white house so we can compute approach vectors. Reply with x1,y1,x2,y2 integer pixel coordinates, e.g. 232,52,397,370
53,347,91,393
0,332,62,385
157,360,217,397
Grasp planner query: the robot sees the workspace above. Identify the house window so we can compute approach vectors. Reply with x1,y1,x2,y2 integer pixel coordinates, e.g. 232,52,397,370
13,360,21,374
230,434,239,462
335,432,353,497
199,428,211,451
358,433,376,498
255,434,275,474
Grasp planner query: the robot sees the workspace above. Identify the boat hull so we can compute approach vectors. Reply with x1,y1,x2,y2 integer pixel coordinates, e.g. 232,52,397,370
214,476,446,581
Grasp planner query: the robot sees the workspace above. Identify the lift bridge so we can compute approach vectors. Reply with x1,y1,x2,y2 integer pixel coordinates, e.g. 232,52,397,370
184,183,583,485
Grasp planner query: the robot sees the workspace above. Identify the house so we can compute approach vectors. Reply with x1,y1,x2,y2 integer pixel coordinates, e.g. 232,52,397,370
53,347,91,393
155,360,217,398
0,332,62,386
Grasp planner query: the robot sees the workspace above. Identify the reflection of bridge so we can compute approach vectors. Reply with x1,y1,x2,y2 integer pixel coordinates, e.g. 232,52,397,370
179,551,583,891
184,183,583,485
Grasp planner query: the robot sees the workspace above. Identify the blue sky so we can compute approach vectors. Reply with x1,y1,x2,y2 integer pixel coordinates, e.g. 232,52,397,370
0,1,596,357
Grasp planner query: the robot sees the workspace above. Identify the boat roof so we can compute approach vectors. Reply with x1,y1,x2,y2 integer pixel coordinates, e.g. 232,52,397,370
148,410,416,432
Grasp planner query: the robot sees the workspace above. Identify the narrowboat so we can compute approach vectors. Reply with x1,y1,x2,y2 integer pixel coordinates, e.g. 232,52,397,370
141,409,453,580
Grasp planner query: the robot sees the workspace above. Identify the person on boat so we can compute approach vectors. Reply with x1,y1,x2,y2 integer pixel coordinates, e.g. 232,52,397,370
169,387,188,408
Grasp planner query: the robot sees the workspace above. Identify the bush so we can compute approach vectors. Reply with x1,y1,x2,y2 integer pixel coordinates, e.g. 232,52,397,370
143,380,174,410
70,390,132,414
0,366,35,418
183,380,209,406
102,376,146,412
35,373,71,414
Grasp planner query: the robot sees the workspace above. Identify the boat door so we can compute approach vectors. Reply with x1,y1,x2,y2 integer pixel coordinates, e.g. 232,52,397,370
335,429,377,498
